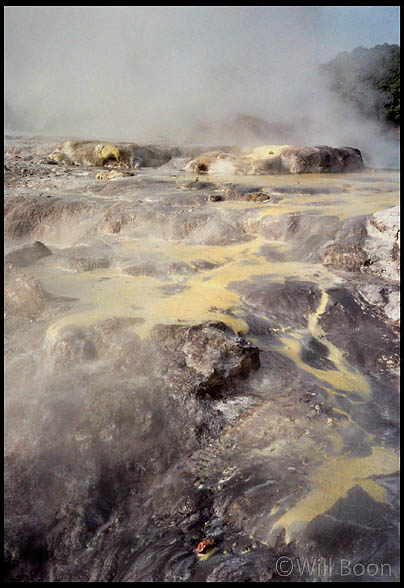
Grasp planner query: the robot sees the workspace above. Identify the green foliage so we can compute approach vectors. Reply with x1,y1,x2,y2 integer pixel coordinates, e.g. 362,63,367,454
321,44,400,125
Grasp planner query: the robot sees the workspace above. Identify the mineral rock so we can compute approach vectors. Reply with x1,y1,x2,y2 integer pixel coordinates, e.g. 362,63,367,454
184,145,364,175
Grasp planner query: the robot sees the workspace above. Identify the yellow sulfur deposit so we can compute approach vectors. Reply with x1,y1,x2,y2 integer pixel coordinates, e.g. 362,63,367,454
272,445,399,544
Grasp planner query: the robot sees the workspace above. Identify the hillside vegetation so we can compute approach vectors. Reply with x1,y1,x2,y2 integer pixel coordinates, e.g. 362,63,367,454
321,44,400,126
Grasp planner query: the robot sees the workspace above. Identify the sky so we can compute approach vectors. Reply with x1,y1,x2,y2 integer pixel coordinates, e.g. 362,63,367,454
318,6,400,60
3,6,401,166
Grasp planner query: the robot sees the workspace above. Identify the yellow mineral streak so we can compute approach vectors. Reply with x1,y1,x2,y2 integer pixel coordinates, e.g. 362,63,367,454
197,170,399,220
262,285,396,546
24,167,399,555
275,289,371,398
197,547,218,560
273,445,399,544
36,236,341,342
276,335,371,396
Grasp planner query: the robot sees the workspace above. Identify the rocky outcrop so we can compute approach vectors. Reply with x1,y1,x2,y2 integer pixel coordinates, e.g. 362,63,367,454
4,195,90,239
121,260,196,279
208,184,275,203
47,326,98,366
318,287,400,373
5,241,52,267
96,169,135,180
319,205,400,323
184,145,364,175
206,556,273,582
356,283,400,323
151,321,260,397
39,253,112,272
4,264,47,319
49,140,174,169
235,280,321,328
321,206,400,280
365,206,400,282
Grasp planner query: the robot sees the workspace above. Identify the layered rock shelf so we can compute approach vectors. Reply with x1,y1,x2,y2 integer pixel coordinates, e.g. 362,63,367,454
4,136,399,582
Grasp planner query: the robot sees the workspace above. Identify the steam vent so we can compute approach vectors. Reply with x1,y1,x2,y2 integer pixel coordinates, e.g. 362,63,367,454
4,135,400,582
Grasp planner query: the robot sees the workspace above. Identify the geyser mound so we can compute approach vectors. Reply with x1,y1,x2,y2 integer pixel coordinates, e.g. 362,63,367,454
48,140,176,169
184,145,364,175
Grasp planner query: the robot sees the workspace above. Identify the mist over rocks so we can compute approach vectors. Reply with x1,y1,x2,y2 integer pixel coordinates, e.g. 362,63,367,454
3,4,400,580
47,141,365,175
5,240,52,267
4,314,263,582
4,7,400,168
3,135,400,582
4,193,93,241
4,263,47,319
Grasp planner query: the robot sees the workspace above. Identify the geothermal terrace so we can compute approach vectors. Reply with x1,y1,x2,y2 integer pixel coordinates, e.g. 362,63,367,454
4,137,400,582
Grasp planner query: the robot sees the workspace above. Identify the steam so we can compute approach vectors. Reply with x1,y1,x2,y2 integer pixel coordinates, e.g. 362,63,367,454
4,6,399,167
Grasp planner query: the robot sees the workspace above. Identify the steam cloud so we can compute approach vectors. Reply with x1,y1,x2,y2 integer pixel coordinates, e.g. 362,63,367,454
4,6,399,167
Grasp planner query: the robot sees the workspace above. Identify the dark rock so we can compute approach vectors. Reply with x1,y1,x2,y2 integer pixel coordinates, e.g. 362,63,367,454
271,185,349,195
236,280,321,328
206,556,273,582
301,484,399,581
281,145,364,173
190,259,220,271
151,321,260,397
122,260,195,279
322,242,370,271
4,263,47,319
220,184,273,202
319,287,400,372
121,261,164,278
48,327,97,366
42,255,111,272
102,207,137,235
5,241,52,267
168,211,251,245
300,335,336,370
252,213,341,261
4,195,90,239
181,179,216,190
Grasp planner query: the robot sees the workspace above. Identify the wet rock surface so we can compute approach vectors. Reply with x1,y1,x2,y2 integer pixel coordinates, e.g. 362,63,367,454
4,136,400,582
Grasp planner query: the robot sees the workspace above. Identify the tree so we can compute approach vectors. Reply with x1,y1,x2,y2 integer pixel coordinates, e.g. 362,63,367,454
320,44,400,126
